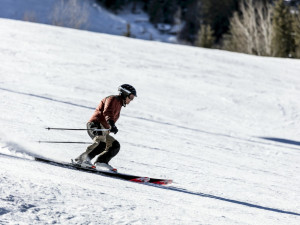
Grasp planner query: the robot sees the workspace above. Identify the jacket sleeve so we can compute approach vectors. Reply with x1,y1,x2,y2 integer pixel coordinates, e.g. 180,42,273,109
103,96,115,123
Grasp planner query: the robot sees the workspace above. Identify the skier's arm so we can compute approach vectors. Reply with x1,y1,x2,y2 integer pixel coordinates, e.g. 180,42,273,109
103,97,119,133
103,96,115,122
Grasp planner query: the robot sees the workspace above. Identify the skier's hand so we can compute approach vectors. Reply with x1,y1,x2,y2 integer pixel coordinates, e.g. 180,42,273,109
108,120,118,134
110,125,118,134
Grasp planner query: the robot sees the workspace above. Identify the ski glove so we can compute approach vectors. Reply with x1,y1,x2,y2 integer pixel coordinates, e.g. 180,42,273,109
108,120,118,134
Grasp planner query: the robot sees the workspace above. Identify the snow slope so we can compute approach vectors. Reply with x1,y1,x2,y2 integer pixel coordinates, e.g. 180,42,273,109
1,18,300,224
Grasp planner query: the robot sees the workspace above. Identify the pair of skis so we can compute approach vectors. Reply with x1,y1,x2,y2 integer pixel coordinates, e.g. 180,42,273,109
34,156,172,185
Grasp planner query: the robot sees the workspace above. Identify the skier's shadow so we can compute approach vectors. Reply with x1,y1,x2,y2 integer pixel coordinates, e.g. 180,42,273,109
149,184,300,217
259,137,300,147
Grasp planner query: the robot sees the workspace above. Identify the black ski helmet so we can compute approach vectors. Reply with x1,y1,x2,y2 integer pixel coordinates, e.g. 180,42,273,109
118,84,137,98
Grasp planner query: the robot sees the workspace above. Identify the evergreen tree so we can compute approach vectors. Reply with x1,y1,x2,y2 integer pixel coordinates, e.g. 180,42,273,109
201,0,239,43
293,6,300,58
178,0,201,44
178,0,238,44
271,0,295,57
96,0,129,11
147,0,179,25
164,0,179,24
147,0,164,24
196,24,215,48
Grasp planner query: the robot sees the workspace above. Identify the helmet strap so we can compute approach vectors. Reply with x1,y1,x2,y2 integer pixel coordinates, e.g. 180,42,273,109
119,93,127,107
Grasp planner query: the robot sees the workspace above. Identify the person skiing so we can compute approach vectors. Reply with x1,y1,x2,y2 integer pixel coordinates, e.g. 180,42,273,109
74,84,137,171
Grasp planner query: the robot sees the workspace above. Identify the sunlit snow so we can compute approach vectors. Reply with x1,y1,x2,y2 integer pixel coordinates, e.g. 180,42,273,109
0,18,300,224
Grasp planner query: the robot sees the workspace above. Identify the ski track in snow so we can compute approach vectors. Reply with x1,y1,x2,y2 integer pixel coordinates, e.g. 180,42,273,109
0,18,300,224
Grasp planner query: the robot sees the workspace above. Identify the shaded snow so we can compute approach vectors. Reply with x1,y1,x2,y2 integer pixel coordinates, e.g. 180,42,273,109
0,0,176,43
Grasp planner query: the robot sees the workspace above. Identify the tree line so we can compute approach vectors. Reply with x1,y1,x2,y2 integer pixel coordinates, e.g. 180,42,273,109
96,0,300,58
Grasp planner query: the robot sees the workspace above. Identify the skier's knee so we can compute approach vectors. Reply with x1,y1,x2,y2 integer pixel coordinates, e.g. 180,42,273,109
110,141,120,156
112,140,120,149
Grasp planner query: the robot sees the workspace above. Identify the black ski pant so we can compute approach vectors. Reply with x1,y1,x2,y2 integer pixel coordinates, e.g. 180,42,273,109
83,122,120,164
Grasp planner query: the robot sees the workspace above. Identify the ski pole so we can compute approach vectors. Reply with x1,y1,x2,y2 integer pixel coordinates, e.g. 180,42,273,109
38,141,92,144
45,127,109,131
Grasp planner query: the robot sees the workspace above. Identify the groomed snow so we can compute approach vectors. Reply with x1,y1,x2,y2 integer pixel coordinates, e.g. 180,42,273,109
0,18,300,224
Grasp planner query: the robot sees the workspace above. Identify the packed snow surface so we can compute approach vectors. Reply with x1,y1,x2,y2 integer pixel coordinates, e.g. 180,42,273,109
1,18,300,224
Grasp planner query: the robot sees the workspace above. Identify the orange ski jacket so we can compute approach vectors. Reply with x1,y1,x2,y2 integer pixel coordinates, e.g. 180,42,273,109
89,95,123,129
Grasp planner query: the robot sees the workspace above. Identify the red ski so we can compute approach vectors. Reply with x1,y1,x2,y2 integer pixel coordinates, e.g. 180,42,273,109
34,156,172,185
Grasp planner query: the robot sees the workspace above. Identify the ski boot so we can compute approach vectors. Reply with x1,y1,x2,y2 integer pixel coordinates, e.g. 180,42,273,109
95,162,117,173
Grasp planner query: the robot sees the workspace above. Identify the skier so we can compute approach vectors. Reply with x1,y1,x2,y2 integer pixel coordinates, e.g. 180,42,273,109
74,84,137,171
